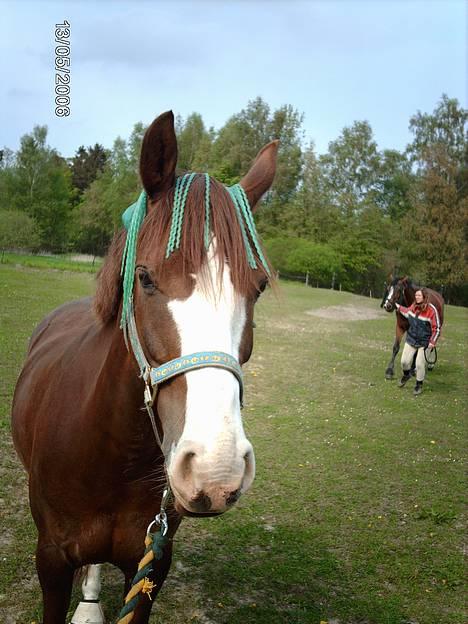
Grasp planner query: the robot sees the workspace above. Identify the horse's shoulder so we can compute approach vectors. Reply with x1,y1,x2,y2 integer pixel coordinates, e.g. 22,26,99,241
29,297,96,354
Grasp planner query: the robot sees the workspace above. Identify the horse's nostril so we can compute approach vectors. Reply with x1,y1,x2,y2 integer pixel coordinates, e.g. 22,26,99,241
190,490,212,512
180,450,196,479
226,489,241,506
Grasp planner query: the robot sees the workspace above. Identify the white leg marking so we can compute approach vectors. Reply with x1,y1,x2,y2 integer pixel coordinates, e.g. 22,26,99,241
70,564,105,624
82,564,101,600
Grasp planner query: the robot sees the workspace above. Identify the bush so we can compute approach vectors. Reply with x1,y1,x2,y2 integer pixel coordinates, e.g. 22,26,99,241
0,210,41,253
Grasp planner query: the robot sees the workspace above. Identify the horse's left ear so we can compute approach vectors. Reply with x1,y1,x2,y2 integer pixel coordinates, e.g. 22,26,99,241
140,111,178,198
239,140,279,212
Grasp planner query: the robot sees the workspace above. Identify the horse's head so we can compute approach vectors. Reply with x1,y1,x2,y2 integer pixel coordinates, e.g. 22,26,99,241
382,276,408,312
97,112,278,516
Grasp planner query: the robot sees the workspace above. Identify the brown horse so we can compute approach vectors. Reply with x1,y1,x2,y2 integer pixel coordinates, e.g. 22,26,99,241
11,111,278,623
381,276,444,378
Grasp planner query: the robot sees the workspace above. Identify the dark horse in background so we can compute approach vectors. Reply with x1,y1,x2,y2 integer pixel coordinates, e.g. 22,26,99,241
381,276,445,379
11,112,279,623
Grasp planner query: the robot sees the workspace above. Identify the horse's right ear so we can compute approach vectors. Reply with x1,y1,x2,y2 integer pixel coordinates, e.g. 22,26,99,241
140,111,178,198
240,140,279,212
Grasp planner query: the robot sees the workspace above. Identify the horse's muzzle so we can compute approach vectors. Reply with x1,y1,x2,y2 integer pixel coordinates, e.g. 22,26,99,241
168,440,255,514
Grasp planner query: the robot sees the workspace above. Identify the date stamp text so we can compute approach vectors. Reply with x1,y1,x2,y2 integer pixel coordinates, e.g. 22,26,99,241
54,21,71,117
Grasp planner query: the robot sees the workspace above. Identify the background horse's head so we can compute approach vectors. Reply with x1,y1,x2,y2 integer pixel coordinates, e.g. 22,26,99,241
382,276,410,312
95,112,278,517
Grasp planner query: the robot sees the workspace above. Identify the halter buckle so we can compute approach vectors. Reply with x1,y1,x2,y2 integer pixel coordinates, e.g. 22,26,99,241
144,383,153,408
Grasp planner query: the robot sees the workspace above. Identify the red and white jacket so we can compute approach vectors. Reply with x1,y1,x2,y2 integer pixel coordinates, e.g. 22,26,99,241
395,302,441,349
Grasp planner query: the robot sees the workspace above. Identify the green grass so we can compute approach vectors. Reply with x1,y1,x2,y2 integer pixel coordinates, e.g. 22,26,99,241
0,251,102,273
0,265,466,624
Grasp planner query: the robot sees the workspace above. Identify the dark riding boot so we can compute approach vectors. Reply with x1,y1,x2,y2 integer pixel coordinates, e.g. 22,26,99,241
398,371,411,387
413,381,423,396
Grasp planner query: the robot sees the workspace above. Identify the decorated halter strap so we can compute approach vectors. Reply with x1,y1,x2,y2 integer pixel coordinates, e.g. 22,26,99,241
119,174,269,329
150,351,243,404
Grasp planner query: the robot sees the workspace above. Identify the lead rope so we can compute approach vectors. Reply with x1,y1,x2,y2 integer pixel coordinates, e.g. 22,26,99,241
116,487,171,624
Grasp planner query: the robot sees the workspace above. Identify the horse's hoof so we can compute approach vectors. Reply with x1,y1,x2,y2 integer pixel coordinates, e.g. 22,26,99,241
385,371,394,380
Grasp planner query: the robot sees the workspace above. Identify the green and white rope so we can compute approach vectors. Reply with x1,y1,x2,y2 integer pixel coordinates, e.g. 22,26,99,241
228,183,270,275
120,190,147,328
204,173,211,249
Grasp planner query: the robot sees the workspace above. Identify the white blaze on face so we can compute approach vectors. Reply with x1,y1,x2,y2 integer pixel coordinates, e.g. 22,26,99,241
385,286,394,306
167,247,248,461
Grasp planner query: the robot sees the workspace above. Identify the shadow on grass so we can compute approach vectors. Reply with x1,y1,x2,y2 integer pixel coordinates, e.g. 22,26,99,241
60,520,411,624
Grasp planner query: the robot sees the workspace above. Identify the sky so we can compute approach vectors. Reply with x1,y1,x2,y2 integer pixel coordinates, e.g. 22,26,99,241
0,0,466,158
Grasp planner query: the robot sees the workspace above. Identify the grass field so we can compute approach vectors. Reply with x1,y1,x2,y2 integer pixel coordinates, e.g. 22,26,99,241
0,252,102,273
0,264,466,624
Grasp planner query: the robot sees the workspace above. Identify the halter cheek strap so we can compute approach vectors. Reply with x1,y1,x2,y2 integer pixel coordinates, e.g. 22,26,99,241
125,299,244,447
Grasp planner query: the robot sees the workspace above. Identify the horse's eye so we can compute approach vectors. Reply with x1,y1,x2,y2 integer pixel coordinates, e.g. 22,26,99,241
138,269,156,293
255,278,268,299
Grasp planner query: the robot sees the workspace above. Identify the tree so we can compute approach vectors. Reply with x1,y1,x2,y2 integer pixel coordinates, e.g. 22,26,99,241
401,144,468,291
73,126,143,255
0,210,41,254
71,144,108,196
280,142,342,241
13,126,73,251
210,97,304,223
400,95,468,301
286,239,343,286
176,113,213,171
407,94,467,170
375,149,413,221
321,120,381,217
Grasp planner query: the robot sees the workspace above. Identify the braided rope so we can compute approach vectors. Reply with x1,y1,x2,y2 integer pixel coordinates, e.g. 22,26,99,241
166,173,197,257
166,174,187,257
204,173,211,249
229,184,270,275
116,529,168,624
226,186,257,269
120,190,147,328
174,173,196,250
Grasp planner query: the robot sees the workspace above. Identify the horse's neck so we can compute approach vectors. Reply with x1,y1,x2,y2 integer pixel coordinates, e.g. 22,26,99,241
93,327,163,472
94,325,162,459
403,285,415,307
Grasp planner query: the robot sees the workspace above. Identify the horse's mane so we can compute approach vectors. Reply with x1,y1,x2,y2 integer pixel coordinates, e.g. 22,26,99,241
94,174,271,323
391,276,420,291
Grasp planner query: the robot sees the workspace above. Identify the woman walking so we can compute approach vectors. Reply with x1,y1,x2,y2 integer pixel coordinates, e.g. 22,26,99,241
396,288,441,396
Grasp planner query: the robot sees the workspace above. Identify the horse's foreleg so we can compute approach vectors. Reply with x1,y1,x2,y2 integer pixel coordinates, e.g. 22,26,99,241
36,540,74,624
121,542,174,624
385,337,401,379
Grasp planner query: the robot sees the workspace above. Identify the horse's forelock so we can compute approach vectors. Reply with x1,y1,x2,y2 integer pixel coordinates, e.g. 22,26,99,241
94,174,272,324
138,174,271,295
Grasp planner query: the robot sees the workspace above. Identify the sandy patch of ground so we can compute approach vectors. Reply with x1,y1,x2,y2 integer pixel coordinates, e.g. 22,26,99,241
306,303,383,321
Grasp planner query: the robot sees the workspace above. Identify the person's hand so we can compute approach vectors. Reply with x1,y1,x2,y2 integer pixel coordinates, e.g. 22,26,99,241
428,343,435,349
